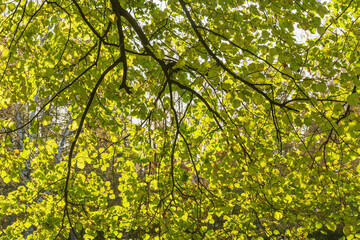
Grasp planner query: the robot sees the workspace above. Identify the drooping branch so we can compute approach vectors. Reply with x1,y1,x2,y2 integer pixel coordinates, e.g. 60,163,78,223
197,26,298,81
110,1,225,129
0,21,115,135
57,55,123,239
64,55,122,200
71,0,102,40
0,1,28,82
0,43,102,135
110,0,131,94
169,79,225,127
109,0,168,73
179,0,299,112
71,0,119,47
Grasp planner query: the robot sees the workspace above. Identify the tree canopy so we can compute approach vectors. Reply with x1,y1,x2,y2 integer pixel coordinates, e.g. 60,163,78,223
1,0,360,239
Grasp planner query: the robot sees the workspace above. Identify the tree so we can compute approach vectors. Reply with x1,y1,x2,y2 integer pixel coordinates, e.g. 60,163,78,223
1,0,360,239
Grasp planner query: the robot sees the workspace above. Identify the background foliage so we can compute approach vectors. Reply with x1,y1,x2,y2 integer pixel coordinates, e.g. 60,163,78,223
1,0,360,239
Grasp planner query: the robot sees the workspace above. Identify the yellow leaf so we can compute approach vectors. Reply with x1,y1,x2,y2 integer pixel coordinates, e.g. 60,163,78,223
274,211,283,220
24,222,32,228
109,14,117,22
182,212,188,221
77,159,85,169
1,49,9,58
260,160,266,168
3,176,10,183
356,164,360,173
123,198,130,208
285,195,292,203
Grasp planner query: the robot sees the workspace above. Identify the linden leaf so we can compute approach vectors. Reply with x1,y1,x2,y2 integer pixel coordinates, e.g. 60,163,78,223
274,212,283,220
326,222,336,232
77,159,85,169
347,93,359,106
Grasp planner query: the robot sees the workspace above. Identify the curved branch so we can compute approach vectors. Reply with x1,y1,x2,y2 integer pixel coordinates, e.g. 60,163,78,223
169,79,225,128
61,55,122,236
71,0,118,47
179,0,298,112
110,0,132,94
0,43,102,134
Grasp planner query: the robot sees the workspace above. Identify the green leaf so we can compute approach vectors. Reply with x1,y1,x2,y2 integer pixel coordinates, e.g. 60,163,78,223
347,93,359,106
343,225,353,236
315,223,323,229
2,1,360,238
316,82,327,93
326,222,336,232
53,125,60,133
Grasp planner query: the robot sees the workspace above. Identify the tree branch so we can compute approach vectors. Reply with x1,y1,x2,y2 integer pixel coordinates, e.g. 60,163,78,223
179,0,298,112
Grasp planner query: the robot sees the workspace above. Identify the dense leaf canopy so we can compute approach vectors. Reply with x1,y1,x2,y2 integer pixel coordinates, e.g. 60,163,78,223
1,0,360,239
